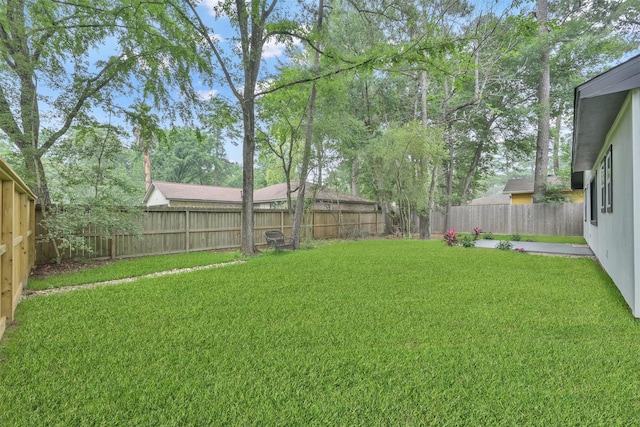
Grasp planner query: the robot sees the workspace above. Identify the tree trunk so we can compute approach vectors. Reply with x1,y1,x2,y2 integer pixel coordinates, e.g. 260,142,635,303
291,0,323,249
553,111,562,175
23,150,50,206
291,81,317,249
426,164,438,239
460,140,484,202
144,148,152,191
444,143,454,232
240,97,256,255
381,197,393,235
418,69,433,240
533,0,550,202
351,158,359,196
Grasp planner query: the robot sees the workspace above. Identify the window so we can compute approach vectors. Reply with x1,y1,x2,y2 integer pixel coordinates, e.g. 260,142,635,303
600,160,606,213
599,146,613,214
606,146,613,213
590,174,598,225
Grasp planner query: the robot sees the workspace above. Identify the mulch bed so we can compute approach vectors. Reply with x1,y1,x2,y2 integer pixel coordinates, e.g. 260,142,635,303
30,260,115,280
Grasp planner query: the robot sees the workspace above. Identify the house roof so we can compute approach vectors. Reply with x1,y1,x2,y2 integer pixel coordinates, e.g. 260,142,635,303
572,54,640,172
143,181,376,205
254,182,376,204
503,176,563,194
468,193,511,205
143,181,242,204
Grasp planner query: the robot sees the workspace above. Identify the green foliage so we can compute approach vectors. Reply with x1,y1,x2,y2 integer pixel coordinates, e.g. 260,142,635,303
152,128,240,187
362,121,445,235
0,0,210,201
496,240,514,250
42,126,144,263
541,183,570,204
482,232,494,240
2,240,638,424
460,235,475,247
511,233,522,241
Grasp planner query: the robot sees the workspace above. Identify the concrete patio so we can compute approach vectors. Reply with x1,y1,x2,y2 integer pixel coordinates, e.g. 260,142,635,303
474,240,594,256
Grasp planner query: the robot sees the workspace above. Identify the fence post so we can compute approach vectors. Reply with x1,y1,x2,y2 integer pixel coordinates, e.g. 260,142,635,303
1,181,13,325
185,209,190,253
111,230,116,260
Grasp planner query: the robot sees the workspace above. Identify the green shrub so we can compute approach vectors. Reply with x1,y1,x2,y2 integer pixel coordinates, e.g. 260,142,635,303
482,232,494,240
460,235,476,248
511,233,522,241
496,240,513,250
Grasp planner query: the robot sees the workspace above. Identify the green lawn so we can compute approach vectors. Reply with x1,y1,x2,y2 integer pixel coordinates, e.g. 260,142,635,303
2,240,639,425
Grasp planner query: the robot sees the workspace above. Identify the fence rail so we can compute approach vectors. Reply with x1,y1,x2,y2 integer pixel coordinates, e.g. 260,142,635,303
430,203,584,236
35,208,384,264
0,159,36,341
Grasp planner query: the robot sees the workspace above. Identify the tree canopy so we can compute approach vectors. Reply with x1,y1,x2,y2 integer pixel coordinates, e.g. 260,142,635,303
0,0,638,254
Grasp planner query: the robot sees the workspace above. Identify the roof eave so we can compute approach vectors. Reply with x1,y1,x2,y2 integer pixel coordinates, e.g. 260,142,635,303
572,54,640,172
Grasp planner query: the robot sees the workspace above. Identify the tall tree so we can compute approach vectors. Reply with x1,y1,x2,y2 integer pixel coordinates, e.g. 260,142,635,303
169,0,305,255
291,0,325,249
126,102,160,191
0,0,205,205
532,0,550,202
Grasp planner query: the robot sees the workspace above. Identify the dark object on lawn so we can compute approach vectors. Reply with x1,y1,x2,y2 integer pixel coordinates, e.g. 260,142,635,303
264,230,294,250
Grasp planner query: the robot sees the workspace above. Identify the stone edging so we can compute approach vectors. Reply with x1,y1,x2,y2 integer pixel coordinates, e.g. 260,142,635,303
22,260,246,299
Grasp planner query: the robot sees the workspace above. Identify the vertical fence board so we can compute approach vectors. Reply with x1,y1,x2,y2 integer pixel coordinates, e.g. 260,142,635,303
0,160,35,341
35,208,384,263
430,203,584,236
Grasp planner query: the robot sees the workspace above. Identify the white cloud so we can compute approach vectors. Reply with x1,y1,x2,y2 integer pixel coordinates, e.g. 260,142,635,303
262,39,287,59
201,0,223,16
197,89,219,100
209,33,224,43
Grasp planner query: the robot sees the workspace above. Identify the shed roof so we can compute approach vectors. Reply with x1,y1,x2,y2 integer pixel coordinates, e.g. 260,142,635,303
572,54,640,172
468,193,511,205
255,182,376,204
143,181,376,205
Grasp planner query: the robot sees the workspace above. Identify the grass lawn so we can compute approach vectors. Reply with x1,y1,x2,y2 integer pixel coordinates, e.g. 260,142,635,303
2,239,640,425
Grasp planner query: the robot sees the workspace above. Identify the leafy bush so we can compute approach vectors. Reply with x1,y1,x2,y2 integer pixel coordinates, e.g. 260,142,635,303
511,233,522,241
482,232,494,240
496,240,513,250
443,228,458,246
460,235,475,248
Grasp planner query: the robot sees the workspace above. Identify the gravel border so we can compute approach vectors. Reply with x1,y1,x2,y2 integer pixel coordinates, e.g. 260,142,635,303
22,260,246,299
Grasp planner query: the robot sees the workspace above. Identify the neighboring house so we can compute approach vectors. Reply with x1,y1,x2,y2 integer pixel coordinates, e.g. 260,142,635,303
254,182,378,212
572,54,640,317
502,176,584,205
467,193,510,206
144,181,242,208
143,181,378,212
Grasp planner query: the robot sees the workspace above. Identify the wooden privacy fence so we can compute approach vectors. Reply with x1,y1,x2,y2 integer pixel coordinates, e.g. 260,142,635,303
430,203,584,236
0,159,36,341
36,208,384,263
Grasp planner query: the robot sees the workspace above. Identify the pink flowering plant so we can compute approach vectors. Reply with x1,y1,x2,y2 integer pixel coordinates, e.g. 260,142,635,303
444,228,458,246
473,227,482,240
